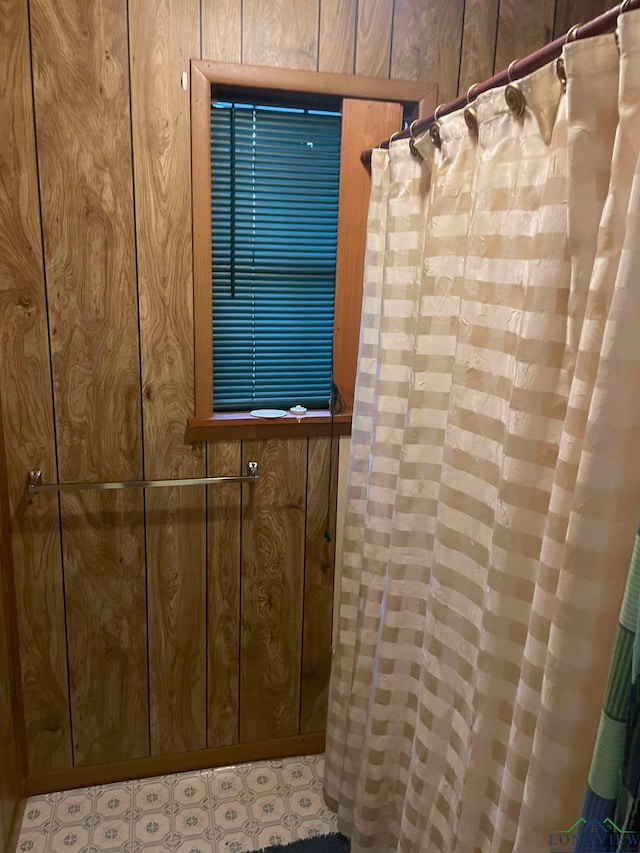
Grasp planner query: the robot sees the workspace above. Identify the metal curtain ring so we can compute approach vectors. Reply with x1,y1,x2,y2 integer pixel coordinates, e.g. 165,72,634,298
409,119,421,139
408,120,425,159
389,131,402,145
434,103,446,121
507,60,518,82
505,82,526,117
429,122,442,149
556,55,567,89
621,0,633,14
466,83,478,104
463,106,478,135
566,23,582,42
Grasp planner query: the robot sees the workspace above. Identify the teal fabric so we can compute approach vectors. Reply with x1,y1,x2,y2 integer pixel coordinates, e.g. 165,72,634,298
576,529,640,852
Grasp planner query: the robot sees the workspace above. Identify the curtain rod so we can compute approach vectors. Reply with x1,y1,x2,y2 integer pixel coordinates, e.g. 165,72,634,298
361,0,639,167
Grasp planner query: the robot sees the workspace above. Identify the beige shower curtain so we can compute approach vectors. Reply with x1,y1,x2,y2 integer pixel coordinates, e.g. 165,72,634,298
325,10,640,853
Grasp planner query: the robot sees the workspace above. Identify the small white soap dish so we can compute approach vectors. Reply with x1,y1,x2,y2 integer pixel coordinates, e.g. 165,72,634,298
290,405,307,417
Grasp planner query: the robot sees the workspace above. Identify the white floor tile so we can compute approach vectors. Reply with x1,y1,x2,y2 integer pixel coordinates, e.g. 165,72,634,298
18,755,337,853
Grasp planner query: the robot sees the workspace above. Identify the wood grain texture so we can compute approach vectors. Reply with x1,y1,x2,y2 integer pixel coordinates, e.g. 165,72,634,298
30,0,142,484
355,0,393,78
319,0,356,74
0,0,71,773
30,0,149,770
333,99,403,411
26,733,326,795
61,493,148,766
193,58,433,103
0,389,27,853
202,0,241,62
191,58,433,425
240,440,307,743
495,0,556,72
553,0,611,39
129,0,207,755
391,0,465,103
192,63,214,418
207,441,242,747
458,0,500,96
243,0,320,70
145,487,206,755
301,438,337,733
129,0,203,483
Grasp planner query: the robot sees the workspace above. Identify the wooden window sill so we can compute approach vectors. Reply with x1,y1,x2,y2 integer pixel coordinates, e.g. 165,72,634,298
187,410,352,441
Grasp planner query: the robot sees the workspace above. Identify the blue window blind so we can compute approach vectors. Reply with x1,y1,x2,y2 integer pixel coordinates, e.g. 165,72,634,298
211,101,341,411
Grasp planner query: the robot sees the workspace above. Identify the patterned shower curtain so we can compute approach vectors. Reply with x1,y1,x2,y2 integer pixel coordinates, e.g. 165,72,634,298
325,10,640,853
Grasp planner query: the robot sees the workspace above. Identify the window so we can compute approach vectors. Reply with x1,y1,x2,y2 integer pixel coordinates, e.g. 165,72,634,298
211,100,341,412
189,61,435,439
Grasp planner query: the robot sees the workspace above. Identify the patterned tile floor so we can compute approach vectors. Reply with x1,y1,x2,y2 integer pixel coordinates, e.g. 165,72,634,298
18,754,337,853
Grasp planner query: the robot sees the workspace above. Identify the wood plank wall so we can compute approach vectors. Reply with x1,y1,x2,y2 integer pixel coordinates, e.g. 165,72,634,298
0,390,27,853
0,0,614,784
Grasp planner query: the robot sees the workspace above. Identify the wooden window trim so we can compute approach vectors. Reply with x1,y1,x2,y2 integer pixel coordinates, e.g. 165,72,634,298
189,59,437,441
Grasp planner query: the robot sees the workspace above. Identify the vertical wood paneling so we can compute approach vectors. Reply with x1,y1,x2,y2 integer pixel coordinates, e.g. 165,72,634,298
355,0,393,78
301,438,337,733
61,496,148,765
129,0,206,755
0,390,26,851
319,0,356,73
391,0,465,103
0,0,71,773
1,0,579,781
30,0,142,486
243,0,320,70
459,0,500,95
202,0,242,63
207,441,242,747
0,579,21,847
495,0,556,71
553,0,611,39
240,440,306,743
30,0,148,768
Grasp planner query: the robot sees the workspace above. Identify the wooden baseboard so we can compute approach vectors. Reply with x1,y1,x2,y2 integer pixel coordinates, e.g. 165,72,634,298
25,732,326,796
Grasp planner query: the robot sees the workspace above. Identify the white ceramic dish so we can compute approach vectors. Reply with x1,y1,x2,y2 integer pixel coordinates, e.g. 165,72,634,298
249,409,288,419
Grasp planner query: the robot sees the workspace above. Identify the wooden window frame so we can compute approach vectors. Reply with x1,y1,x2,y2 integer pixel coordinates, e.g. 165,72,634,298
188,59,436,441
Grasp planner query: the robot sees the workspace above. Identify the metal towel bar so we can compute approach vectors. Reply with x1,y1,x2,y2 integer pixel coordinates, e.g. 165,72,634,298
27,462,259,494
